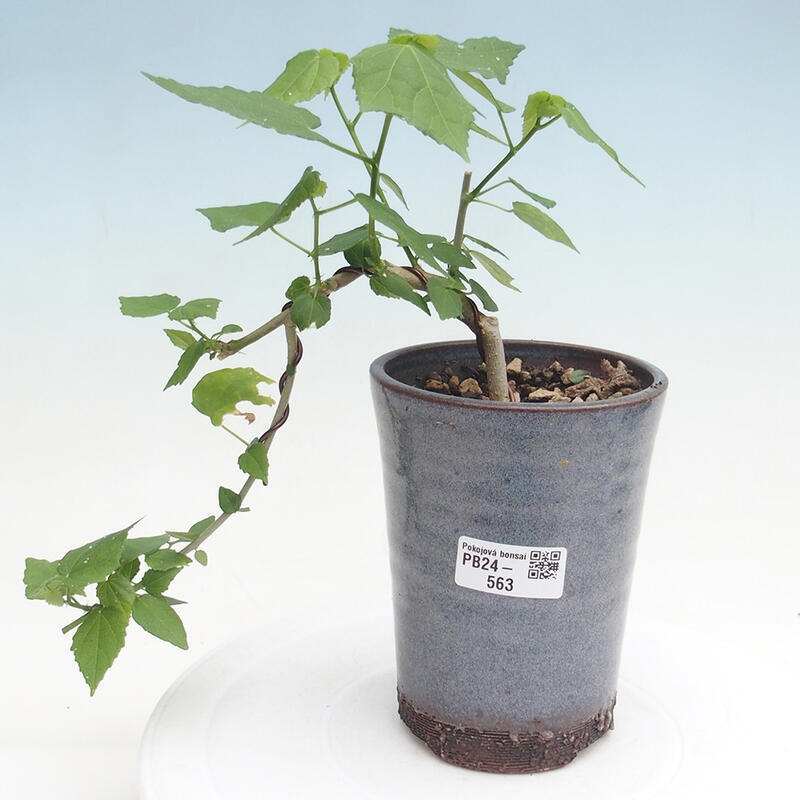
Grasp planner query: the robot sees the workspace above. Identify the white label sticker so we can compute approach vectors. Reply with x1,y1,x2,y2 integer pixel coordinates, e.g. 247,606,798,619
454,536,567,599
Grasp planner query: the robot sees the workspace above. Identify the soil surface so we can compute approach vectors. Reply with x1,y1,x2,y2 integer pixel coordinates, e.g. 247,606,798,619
419,356,642,403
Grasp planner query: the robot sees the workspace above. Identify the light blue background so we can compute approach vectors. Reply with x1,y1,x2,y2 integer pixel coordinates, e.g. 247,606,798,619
2,1,798,796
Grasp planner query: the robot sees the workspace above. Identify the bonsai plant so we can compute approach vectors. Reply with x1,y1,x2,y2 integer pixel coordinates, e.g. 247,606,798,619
24,29,667,773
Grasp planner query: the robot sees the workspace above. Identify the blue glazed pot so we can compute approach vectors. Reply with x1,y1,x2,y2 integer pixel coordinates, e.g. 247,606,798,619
370,340,667,773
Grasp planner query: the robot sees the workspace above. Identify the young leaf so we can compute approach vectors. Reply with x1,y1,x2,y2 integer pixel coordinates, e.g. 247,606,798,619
58,530,129,596
132,594,188,649
352,41,473,159
120,294,180,318
523,91,563,136
550,97,645,186
192,367,275,426
143,73,329,143
164,338,207,390
379,173,408,208
71,606,129,695
469,249,520,291
145,550,192,571
24,558,66,606
195,550,208,567
168,298,220,321
218,486,242,514
369,271,430,315
164,329,196,351
237,167,326,244
140,567,181,596
97,572,136,612
198,202,285,233
238,440,269,482
265,49,350,104
426,276,464,320
512,201,578,251
213,324,244,338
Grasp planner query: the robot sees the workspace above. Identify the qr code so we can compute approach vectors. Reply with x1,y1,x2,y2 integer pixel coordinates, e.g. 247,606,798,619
528,549,562,580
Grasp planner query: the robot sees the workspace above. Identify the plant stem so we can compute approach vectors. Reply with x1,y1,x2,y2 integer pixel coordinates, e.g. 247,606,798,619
453,171,473,250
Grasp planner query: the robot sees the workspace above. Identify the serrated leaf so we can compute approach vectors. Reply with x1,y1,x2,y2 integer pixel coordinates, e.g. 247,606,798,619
507,178,557,209
266,49,349,104
468,278,499,312
58,530,129,596
143,73,329,143
237,167,326,244
24,558,66,605
121,534,171,562
426,276,465,320
140,567,181,596
164,328,196,351
218,486,242,514
512,201,578,251
550,97,645,186
469,249,520,291
71,606,129,695
429,35,524,83
145,549,192,571
197,201,285,233
352,42,473,159
191,367,274,426
238,440,269,482
290,292,331,330
120,294,180,318
132,594,188,649
97,572,135,612
164,338,207,390
168,298,220,321
369,271,430,314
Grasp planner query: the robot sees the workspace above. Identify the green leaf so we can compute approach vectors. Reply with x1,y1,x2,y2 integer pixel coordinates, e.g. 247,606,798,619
316,225,370,256
143,73,329,143
212,323,244,338
427,34,524,83
145,549,192,571
164,328,196,351
468,278,499,312
290,291,331,330
266,49,350,103
120,294,180,318
24,558,65,605
285,275,311,300
550,97,645,186
452,70,514,113
140,567,181,596
58,530,129,596
168,298,220,321
218,486,242,514
352,194,441,271
164,338,207,390
97,572,135,612
426,276,464,320
120,534,171,562
523,91,563,136
369,271,430,314
507,178,557,209
71,606,129,695
569,368,591,384
463,235,508,258
379,173,408,208
167,515,216,543
198,202,285,232
343,235,381,269
195,550,208,567
512,201,578,251
237,167,326,244
192,367,275,425
132,594,188,649
352,42,474,159
469,249,520,291
238,440,269,482
429,241,474,269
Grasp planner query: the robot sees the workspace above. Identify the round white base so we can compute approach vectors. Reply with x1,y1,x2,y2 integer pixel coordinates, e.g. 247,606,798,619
139,614,791,798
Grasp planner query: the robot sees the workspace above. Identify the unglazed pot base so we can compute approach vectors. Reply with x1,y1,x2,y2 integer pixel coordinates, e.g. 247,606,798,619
398,691,616,773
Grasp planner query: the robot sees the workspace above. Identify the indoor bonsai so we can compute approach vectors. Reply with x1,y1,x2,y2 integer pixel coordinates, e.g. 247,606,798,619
24,29,667,773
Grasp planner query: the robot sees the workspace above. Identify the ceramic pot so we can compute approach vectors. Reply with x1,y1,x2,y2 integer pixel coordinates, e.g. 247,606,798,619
369,340,667,773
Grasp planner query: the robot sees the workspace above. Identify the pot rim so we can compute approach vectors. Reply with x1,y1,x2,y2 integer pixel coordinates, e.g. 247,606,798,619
370,339,668,413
